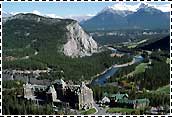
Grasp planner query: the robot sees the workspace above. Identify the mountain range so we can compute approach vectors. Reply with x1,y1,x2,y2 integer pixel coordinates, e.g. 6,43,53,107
3,3,170,31
81,3,170,30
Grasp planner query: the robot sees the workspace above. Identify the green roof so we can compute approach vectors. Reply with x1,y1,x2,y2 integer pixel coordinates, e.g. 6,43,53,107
117,98,150,104
103,93,149,105
118,99,134,104
110,94,128,100
135,98,150,104
103,92,109,97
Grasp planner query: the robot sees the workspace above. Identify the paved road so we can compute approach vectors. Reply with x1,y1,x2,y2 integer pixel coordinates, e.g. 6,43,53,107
113,58,135,68
93,103,108,115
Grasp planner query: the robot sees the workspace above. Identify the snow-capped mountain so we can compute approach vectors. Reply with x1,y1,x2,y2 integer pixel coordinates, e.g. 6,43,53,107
98,7,133,17
107,2,170,12
80,8,129,30
2,2,170,30
136,3,162,14
126,3,169,29
81,3,170,30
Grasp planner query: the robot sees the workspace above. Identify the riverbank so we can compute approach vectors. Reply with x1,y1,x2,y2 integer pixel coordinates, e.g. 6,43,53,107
91,59,133,81
91,54,144,85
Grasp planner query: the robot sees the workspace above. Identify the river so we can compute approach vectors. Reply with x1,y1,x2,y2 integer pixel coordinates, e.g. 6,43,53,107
91,48,144,85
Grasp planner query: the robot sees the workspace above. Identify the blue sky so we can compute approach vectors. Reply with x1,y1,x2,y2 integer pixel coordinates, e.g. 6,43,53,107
3,2,170,17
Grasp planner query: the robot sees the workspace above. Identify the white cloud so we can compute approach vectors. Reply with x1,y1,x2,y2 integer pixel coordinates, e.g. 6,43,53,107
85,14,95,17
64,14,95,22
32,10,41,15
10,10,63,19
31,10,63,19
153,4,170,12
9,10,94,21
110,2,132,11
65,14,95,18
45,13,63,19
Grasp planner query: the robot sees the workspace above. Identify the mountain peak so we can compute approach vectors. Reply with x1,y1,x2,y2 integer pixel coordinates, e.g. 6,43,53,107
98,5,133,17
137,2,158,10
104,2,166,13
138,3,150,9
137,3,162,14
100,2,134,13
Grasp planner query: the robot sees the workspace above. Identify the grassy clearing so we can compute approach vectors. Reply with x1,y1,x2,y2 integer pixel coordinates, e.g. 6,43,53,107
128,63,148,76
128,45,137,49
106,107,137,113
137,39,147,44
4,48,35,58
128,39,147,49
80,108,96,115
155,84,170,94
134,63,148,74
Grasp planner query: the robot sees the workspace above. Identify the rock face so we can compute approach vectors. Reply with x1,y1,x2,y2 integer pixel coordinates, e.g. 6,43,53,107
64,22,98,57
3,13,98,58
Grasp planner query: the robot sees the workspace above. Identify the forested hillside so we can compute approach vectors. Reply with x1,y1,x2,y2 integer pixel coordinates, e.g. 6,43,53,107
139,36,170,51
3,13,132,81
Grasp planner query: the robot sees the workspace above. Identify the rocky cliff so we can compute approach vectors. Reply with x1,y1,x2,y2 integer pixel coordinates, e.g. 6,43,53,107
3,13,98,58
64,22,98,57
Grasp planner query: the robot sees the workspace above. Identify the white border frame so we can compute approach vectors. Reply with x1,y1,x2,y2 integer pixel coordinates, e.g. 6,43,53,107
0,1,171,116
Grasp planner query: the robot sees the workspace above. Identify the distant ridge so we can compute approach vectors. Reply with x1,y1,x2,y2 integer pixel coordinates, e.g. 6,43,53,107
81,3,169,31
140,36,170,51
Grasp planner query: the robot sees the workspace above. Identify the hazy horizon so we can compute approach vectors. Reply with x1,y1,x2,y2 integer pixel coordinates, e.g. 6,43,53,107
3,2,170,18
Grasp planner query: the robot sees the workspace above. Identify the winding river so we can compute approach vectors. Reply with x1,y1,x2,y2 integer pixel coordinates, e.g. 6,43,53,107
92,47,144,85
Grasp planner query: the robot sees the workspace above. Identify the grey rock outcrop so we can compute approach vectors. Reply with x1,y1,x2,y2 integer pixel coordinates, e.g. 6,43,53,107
63,22,98,57
3,13,98,58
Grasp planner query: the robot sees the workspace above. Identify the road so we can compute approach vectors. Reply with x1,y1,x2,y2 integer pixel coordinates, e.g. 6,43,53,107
113,58,135,68
93,102,108,115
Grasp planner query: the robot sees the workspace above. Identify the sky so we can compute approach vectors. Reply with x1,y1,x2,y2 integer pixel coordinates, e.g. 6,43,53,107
3,2,170,17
